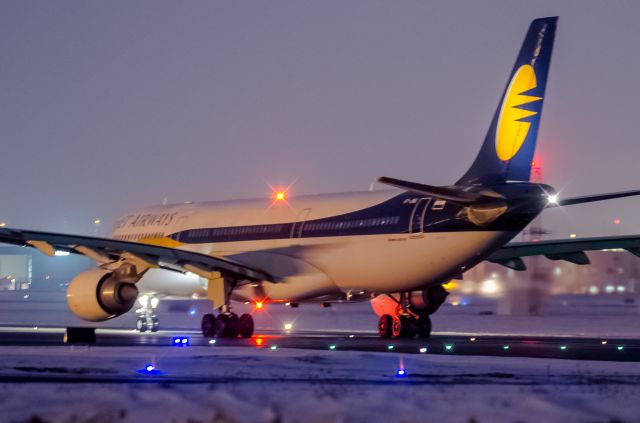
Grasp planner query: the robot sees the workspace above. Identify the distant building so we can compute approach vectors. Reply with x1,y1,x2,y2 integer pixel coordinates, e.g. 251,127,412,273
457,250,639,297
0,246,91,292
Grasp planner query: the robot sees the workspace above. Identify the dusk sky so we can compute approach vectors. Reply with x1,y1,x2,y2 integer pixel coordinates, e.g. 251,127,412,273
2,1,640,238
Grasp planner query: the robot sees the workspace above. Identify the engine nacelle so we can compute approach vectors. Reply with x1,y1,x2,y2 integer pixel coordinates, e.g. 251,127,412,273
66,268,139,321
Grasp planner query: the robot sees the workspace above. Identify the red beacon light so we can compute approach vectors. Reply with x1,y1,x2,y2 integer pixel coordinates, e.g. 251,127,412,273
275,191,286,201
255,301,264,310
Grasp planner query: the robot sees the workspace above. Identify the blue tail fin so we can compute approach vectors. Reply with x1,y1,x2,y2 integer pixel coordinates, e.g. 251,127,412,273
457,17,557,186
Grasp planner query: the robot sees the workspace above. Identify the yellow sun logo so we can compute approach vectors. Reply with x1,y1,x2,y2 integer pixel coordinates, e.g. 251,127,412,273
495,64,542,161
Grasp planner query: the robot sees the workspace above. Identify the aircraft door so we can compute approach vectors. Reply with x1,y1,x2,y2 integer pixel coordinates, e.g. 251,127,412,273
290,208,312,245
409,198,431,238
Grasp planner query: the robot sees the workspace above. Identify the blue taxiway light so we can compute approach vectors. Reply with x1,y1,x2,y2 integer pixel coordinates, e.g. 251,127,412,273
396,368,407,378
172,336,190,347
137,363,162,375
188,308,196,316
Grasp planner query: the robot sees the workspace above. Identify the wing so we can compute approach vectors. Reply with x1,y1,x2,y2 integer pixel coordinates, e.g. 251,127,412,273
0,227,273,282
487,234,640,271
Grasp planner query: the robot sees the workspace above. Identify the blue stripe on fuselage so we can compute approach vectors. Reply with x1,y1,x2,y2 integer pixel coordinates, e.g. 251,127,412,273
169,192,538,244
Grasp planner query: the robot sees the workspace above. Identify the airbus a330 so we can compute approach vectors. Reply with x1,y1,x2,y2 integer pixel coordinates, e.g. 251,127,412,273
4,17,640,339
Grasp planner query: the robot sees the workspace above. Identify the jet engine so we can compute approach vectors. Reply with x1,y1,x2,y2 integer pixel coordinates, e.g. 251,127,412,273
66,267,139,321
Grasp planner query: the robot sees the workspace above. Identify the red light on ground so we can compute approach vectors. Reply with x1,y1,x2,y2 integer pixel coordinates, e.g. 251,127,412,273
614,219,621,225
255,301,264,310
254,337,264,347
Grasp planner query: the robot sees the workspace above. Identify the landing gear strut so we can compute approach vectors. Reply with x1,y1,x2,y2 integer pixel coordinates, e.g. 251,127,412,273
200,277,254,339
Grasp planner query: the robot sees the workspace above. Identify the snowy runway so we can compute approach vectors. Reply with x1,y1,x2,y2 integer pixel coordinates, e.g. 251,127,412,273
0,345,639,423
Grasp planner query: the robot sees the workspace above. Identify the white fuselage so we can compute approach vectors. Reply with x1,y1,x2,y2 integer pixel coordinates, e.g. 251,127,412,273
110,190,514,303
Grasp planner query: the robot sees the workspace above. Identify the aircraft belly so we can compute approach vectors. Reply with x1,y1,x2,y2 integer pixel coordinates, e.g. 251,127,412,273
298,231,511,292
169,231,512,300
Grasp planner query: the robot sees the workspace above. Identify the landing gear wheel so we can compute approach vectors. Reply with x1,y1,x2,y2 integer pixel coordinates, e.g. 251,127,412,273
378,314,393,338
391,316,403,338
416,315,432,339
238,314,254,339
136,317,148,333
399,316,416,338
215,313,240,338
201,313,216,337
150,315,159,332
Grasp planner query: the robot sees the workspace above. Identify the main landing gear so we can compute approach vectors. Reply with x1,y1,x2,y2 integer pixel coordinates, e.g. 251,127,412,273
377,286,449,339
200,276,255,339
377,313,431,339
201,310,254,339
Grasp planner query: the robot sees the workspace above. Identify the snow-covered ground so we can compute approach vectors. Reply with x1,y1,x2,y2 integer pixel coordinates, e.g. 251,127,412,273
1,345,639,423
0,294,638,422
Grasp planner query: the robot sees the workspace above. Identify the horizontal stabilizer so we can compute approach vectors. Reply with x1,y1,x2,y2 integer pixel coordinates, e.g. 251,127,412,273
377,177,482,204
552,189,640,207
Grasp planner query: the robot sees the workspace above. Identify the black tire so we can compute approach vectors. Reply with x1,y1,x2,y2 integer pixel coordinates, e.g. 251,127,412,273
136,318,148,333
238,314,254,338
151,316,159,332
201,313,216,337
215,313,240,338
399,316,416,338
378,314,393,338
391,316,403,338
417,315,432,339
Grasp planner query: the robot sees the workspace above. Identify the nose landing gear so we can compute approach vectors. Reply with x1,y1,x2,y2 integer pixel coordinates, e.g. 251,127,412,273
135,296,159,333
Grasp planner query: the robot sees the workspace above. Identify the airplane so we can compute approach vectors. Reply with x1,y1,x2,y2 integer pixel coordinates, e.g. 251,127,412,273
3,16,640,339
